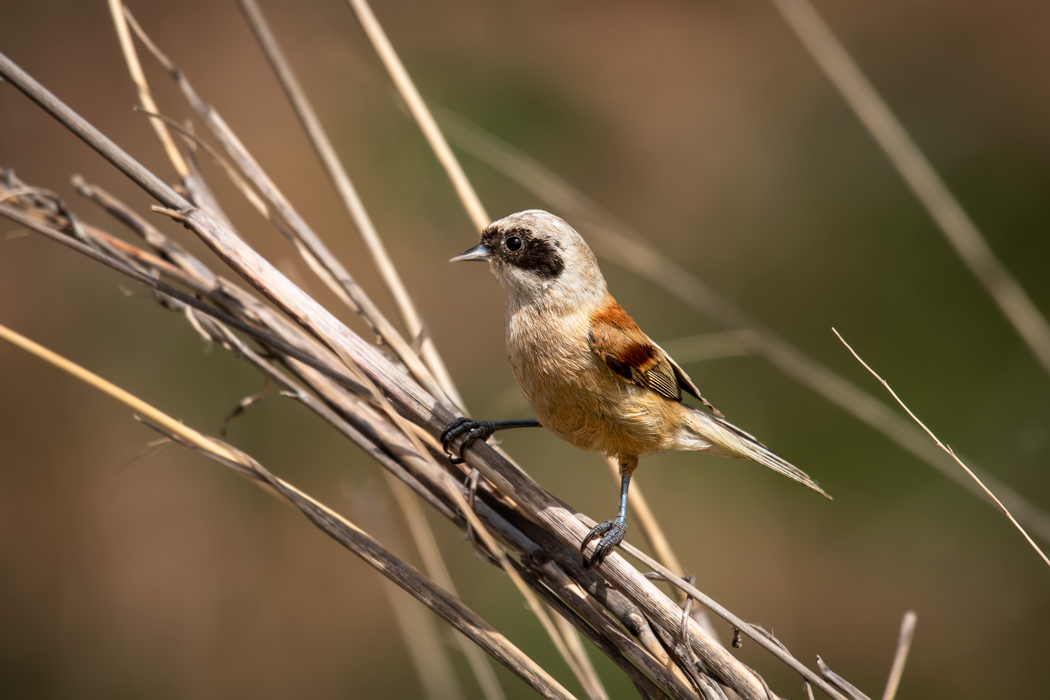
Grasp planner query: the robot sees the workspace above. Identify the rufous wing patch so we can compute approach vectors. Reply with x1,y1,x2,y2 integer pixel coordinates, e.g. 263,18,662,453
588,296,724,414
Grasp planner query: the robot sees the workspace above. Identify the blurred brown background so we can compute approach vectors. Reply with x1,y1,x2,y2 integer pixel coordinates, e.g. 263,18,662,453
2,0,1049,697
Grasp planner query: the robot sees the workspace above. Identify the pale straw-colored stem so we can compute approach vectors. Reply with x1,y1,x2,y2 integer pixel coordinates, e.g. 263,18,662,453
107,0,189,179
834,329,1050,570
344,0,489,231
384,474,507,700
881,611,917,700
772,0,1050,377
237,0,464,410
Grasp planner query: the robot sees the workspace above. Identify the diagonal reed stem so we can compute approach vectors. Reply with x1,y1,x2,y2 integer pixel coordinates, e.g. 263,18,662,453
343,0,489,231
236,0,464,410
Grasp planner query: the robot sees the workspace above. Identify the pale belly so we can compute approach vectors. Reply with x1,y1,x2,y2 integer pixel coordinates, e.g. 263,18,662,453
506,313,678,460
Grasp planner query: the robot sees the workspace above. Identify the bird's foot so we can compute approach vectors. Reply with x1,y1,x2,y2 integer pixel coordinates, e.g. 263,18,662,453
581,517,627,568
440,418,496,464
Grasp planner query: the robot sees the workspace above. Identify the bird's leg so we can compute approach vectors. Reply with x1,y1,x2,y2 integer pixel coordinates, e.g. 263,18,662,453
581,458,636,568
440,417,541,464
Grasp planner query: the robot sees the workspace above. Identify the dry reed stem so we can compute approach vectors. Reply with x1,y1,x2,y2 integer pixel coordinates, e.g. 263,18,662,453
122,8,453,409
0,48,866,700
383,473,508,700
234,0,464,410
435,109,1050,544
343,0,489,231
834,330,1050,569
770,0,1050,377
106,0,189,179
881,611,917,700
0,320,575,700
351,487,469,700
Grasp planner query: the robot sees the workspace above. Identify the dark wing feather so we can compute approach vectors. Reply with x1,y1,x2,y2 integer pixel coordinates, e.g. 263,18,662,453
653,341,724,417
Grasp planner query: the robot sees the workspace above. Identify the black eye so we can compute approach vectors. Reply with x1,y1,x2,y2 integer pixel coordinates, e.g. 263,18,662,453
504,236,523,252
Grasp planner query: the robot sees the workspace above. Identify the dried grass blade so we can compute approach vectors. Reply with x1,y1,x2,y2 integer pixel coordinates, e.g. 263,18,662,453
107,0,189,179
343,0,489,231
834,329,1050,570
237,0,464,410
881,611,917,700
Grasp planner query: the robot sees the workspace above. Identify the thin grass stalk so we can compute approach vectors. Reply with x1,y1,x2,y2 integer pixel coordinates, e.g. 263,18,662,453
106,0,189,180
384,474,508,700
235,0,464,410
834,330,1050,569
435,109,1050,544
351,488,468,700
343,0,489,231
770,0,1050,377
881,611,917,700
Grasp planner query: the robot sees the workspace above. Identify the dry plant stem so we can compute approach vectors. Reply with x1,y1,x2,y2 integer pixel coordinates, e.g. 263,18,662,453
770,0,1050,376
816,657,871,700
384,474,508,700
106,0,189,179
343,0,489,231
437,111,1050,544
552,613,609,700
122,9,452,410
833,329,1050,570
510,562,669,700
0,322,575,700
0,55,855,700
351,489,468,700
236,0,464,410
881,612,916,700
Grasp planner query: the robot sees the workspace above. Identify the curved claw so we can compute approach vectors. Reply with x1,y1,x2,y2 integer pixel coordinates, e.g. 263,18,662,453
582,518,627,568
440,418,495,464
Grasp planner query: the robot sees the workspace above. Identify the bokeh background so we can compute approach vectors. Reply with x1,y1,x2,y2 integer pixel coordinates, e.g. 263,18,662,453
2,0,1049,697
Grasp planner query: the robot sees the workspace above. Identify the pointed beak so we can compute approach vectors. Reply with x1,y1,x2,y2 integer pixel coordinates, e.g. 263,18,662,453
450,242,491,263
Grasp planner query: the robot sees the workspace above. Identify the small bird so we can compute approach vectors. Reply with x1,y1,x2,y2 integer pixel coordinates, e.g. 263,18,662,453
443,210,829,567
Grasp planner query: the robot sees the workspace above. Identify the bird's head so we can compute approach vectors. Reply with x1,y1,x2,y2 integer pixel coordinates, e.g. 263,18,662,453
451,210,607,313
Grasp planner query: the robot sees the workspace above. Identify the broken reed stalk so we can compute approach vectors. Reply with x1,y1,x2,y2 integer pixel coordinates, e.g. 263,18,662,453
0,37,875,700
881,611,917,700
434,109,1050,544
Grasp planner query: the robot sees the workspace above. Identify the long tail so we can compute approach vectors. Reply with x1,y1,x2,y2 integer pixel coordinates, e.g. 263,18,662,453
684,407,831,499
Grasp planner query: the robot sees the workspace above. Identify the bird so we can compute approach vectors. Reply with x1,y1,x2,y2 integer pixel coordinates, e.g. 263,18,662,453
442,210,829,567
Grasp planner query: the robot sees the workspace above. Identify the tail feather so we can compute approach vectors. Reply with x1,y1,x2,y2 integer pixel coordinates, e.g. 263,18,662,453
685,408,831,499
